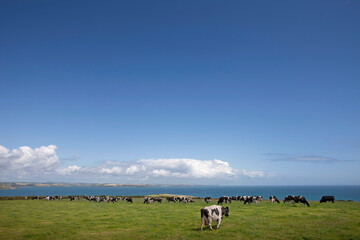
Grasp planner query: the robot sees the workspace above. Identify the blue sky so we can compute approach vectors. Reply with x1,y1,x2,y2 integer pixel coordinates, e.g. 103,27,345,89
1,0,359,185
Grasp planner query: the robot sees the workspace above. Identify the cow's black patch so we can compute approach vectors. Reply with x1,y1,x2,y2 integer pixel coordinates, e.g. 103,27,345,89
212,208,219,216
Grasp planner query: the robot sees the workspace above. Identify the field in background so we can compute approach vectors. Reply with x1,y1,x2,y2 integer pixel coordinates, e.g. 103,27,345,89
0,197,359,240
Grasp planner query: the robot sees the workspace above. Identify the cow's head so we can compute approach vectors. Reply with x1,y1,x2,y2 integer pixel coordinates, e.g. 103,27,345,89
222,207,229,217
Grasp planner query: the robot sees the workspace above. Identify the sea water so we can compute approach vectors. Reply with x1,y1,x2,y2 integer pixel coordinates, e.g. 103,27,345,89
1,185,359,201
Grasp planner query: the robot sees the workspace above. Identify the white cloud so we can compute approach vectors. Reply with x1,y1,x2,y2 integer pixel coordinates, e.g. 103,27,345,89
125,165,145,175
0,145,60,173
152,169,172,177
99,166,123,175
236,169,264,178
138,158,236,178
57,165,82,175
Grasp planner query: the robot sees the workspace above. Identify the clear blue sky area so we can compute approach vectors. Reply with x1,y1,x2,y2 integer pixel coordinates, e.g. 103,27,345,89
0,0,359,184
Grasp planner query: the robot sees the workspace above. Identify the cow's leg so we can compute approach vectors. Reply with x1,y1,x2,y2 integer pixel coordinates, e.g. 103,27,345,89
208,219,213,230
216,218,222,229
201,217,204,231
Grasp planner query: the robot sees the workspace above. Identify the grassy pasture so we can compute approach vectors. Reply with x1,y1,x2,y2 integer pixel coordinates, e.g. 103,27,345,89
0,197,359,240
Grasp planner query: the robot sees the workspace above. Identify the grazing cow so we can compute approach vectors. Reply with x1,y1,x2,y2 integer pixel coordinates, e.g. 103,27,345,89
320,196,335,203
244,196,262,205
154,198,162,203
244,196,253,204
269,196,280,204
44,196,50,201
144,197,154,204
284,195,310,207
69,196,80,201
166,197,176,203
124,197,133,203
239,196,249,202
179,197,194,203
254,196,262,204
204,197,211,204
98,197,106,202
218,196,231,204
86,196,98,202
200,205,229,231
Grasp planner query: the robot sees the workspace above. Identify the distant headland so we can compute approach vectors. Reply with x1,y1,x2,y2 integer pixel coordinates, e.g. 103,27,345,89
0,182,194,190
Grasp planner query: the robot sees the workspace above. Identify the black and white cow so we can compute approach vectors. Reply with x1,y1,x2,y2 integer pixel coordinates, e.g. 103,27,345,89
180,197,194,203
204,197,211,204
244,196,262,205
320,196,335,203
144,197,154,204
218,196,231,204
87,196,98,202
200,205,229,231
255,196,262,204
166,197,176,203
269,196,280,204
154,198,162,203
98,197,106,202
239,196,249,202
69,196,80,201
284,195,310,207
123,197,133,203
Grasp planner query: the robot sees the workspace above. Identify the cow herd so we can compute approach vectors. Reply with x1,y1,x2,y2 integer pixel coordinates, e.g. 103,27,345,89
27,194,335,206
165,196,195,203
24,194,336,231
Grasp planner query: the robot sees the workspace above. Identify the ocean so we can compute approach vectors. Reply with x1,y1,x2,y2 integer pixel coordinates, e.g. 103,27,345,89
1,185,359,201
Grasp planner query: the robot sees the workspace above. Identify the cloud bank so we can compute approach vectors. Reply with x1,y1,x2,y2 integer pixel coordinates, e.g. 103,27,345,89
0,145,264,183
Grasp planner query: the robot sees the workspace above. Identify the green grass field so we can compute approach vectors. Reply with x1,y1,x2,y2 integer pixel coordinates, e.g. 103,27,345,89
0,197,359,240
